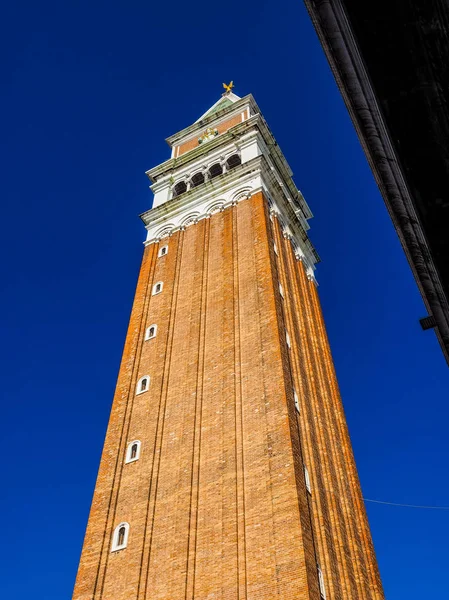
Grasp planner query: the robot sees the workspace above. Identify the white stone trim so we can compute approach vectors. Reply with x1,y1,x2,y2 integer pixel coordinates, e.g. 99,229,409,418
149,131,255,208
148,109,312,218
166,93,254,152
145,324,157,340
136,375,150,395
304,465,311,493
171,107,245,156
152,281,163,295
144,167,262,240
142,150,318,280
125,440,141,464
318,565,326,599
158,245,168,258
154,225,174,240
194,91,241,123
111,522,130,552
207,201,225,214
167,151,242,203
181,212,200,228
294,389,300,413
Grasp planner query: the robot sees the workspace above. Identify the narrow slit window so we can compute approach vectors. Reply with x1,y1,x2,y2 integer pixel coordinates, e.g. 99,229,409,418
273,243,278,255
294,389,300,413
304,465,311,493
145,324,157,340
286,331,291,348
318,565,326,599
111,522,129,552
158,245,168,258
152,281,163,295
279,284,284,299
118,527,125,546
136,376,150,395
125,440,141,463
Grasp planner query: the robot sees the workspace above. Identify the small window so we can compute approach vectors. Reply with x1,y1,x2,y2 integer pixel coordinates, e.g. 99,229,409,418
286,331,291,348
172,181,187,197
318,565,326,599
304,465,311,493
226,154,241,170
152,281,163,295
279,284,284,299
118,526,125,545
273,243,278,256
208,163,223,179
125,440,141,463
111,522,130,552
145,324,157,340
190,172,205,188
158,245,168,258
136,376,150,395
294,389,300,413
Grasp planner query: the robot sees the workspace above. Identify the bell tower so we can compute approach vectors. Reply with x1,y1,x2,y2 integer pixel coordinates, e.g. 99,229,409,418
73,87,385,600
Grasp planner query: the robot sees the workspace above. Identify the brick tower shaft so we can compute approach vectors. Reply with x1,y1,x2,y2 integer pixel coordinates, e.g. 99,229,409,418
73,91,384,600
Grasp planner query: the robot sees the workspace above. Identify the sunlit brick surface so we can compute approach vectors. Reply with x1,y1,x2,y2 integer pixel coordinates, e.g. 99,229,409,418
73,192,384,600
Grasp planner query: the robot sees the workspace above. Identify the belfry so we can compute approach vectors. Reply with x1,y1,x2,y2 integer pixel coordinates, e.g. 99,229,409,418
73,88,385,600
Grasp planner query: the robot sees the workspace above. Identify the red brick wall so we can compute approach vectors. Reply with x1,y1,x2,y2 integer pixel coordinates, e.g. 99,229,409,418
72,192,384,600
175,113,245,157
270,215,384,600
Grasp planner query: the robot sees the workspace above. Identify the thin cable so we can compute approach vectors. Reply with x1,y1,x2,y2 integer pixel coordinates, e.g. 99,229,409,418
364,498,449,510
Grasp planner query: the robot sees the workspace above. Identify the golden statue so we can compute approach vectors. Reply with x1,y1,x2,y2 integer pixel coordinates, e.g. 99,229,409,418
222,81,234,94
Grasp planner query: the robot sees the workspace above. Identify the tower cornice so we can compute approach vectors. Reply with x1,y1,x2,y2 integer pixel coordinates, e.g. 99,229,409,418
165,94,259,148
146,113,313,222
140,154,320,277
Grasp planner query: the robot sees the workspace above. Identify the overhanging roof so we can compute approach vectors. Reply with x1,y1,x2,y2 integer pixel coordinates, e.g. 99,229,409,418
303,0,449,365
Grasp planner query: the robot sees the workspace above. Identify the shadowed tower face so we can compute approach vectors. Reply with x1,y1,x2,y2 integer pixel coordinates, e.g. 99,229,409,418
73,91,385,600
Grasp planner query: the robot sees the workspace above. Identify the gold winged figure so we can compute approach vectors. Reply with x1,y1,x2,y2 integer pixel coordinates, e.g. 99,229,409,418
222,81,234,94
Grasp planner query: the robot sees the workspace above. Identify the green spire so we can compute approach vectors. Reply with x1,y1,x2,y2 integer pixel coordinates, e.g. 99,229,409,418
202,97,233,119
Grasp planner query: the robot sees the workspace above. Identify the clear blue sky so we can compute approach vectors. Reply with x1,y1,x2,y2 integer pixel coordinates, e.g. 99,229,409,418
2,1,448,598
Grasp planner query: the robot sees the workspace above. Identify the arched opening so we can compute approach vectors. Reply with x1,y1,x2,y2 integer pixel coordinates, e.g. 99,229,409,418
226,154,241,170
208,163,223,179
172,181,187,197
145,324,157,340
136,376,150,394
111,522,130,551
152,281,163,295
190,172,205,188
125,440,141,463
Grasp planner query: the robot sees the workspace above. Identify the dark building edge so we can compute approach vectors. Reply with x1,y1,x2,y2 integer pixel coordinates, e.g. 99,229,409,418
302,0,449,366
